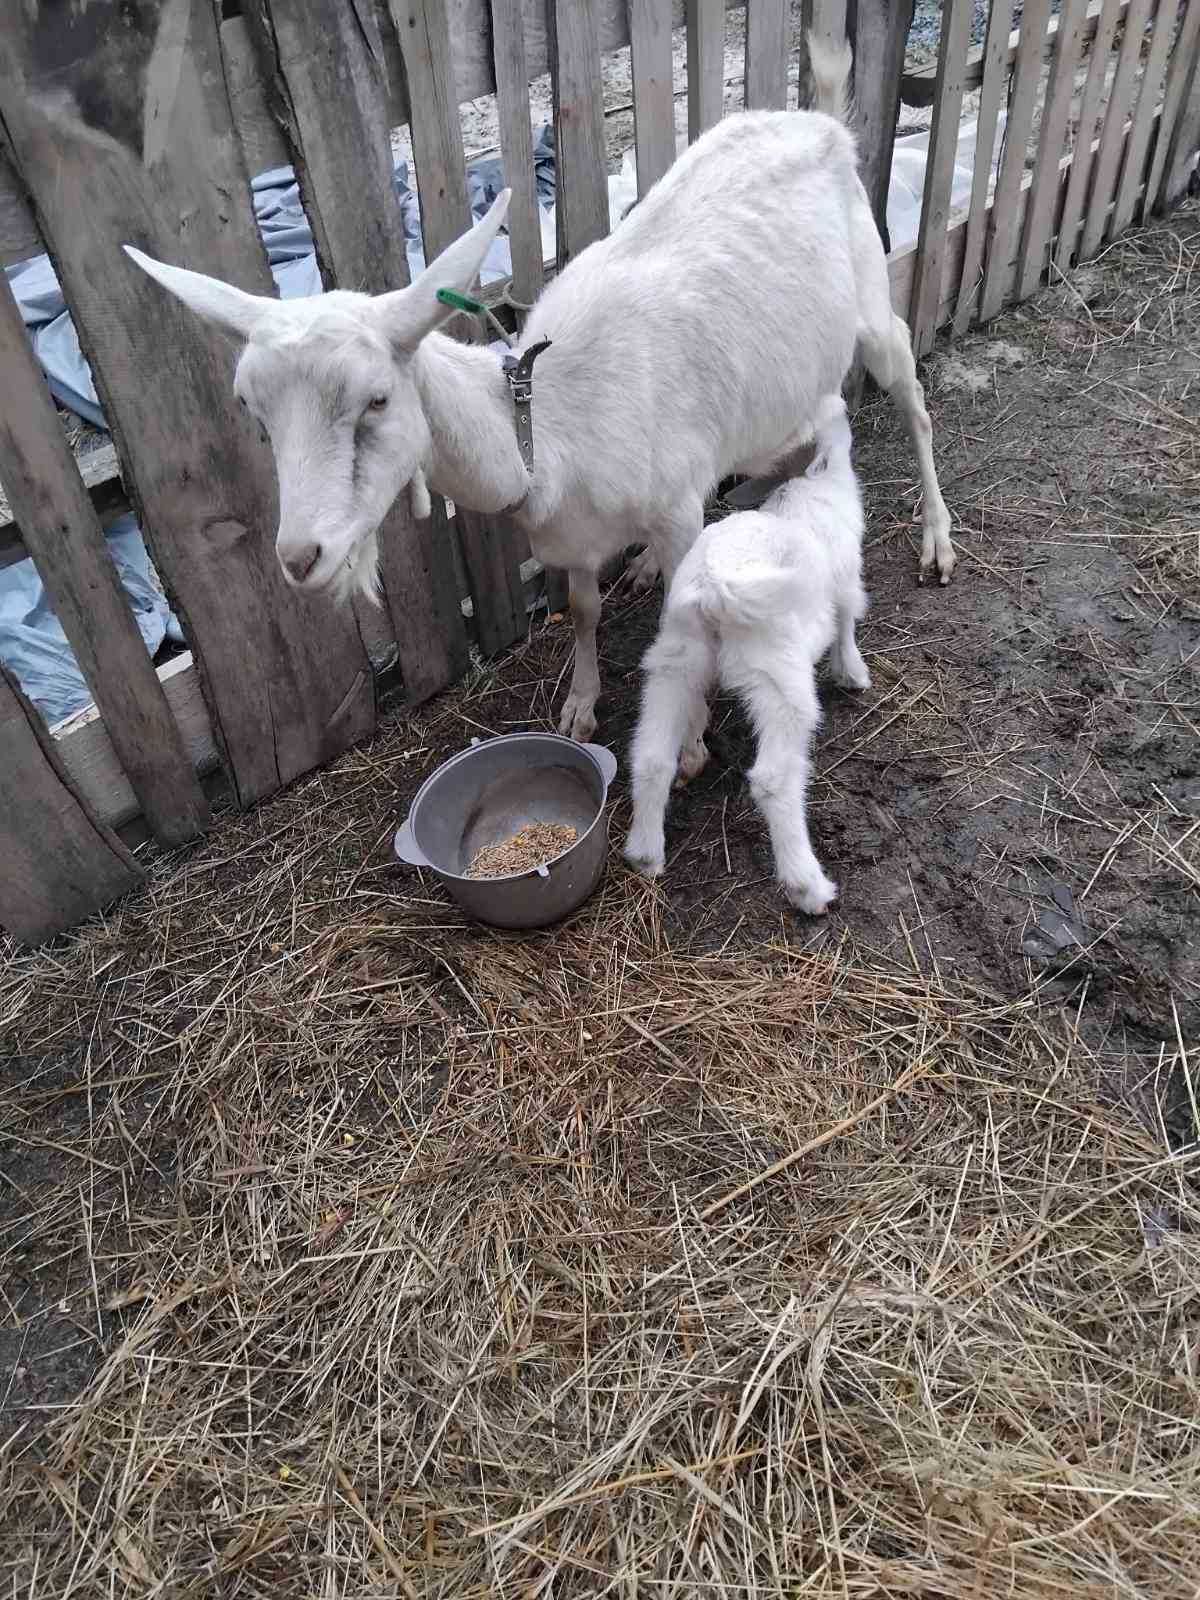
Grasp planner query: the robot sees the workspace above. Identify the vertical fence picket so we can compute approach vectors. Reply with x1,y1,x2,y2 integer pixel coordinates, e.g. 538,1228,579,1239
630,0,678,191
1161,35,1200,202
745,0,790,110
978,0,1055,321
1144,0,1200,214
910,0,975,355
389,0,530,659
0,664,144,945
953,0,1016,333
0,3,375,809
1054,0,1124,273
1112,0,1183,233
1078,0,1155,258
686,0,726,141
247,0,468,704
853,0,916,245
0,273,209,847
490,0,546,306
1017,0,1091,302
549,0,610,261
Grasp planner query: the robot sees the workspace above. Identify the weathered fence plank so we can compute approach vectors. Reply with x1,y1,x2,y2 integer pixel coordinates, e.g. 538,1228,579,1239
1162,29,1200,202
1078,0,1155,257
745,0,790,110
1145,0,1200,214
389,0,531,659
549,0,610,262
686,0,726,139
910,0,975,354
979,0,1054,320
953,0,1015,332
244,0,467,704
0,663,144,946
0,273,209,847
0,0,374,809
630,0,679,190
853,0,917,247
490,0,546,307
1112,0,1182,235
1054,0,1124,273
1017,0,1090,302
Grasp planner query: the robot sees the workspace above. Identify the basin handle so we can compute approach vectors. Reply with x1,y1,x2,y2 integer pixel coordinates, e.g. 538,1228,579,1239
583,743,618,789
393,819,430,868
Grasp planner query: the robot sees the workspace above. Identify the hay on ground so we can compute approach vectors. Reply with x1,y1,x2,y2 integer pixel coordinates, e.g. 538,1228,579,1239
2,855,1198,1597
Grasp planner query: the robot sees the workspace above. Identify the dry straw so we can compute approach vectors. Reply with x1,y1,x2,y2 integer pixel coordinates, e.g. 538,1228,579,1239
2,831,1198,1596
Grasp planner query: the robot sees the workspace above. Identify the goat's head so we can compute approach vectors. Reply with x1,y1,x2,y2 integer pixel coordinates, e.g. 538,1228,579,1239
124,189,512,601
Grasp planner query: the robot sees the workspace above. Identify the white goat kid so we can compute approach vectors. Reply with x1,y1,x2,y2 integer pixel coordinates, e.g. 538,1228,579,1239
124,39,951,745
623,394,868,915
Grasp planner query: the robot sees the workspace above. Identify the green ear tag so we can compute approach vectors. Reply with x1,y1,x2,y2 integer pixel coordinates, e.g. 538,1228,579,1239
436,287,487,316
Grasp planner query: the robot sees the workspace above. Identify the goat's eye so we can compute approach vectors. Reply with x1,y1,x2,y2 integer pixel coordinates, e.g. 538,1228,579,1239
368,394,388,411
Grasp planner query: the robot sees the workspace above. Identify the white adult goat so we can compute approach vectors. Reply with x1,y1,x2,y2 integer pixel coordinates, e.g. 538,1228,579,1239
624,393,868,914
125,39,952,744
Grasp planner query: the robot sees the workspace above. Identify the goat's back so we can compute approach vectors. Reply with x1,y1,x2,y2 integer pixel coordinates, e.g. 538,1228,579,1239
519,111,866,518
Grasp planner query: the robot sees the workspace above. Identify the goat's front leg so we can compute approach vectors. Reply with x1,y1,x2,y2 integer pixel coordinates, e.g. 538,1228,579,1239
558,567,602,742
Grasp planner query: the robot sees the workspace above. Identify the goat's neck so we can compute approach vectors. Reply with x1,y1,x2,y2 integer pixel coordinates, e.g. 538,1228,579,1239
413,333,530,514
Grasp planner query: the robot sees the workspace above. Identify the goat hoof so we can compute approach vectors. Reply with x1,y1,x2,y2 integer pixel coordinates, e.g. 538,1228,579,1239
831,664,871,692
784,874,838,916
557,695,598,743
623,842,665,878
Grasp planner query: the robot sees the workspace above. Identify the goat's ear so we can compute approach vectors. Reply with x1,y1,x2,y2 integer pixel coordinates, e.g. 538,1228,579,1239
123,245,272,342
375,188,512,349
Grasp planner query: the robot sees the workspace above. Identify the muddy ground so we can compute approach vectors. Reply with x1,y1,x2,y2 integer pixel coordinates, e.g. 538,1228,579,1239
2,203,1198,1463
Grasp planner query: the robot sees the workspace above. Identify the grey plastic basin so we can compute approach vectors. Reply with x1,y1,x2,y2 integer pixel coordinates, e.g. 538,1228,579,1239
393,733,617,929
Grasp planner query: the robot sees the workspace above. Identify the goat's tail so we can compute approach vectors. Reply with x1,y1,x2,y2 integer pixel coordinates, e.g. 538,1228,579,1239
807,33,853,126
697,558,802,631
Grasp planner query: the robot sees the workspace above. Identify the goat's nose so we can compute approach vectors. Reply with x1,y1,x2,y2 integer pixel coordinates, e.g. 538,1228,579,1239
281,542,322,584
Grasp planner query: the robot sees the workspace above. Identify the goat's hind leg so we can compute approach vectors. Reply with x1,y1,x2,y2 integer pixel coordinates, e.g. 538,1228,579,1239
859,313,954,586
848,178,954,585
624,618,716,877
741,667,836,915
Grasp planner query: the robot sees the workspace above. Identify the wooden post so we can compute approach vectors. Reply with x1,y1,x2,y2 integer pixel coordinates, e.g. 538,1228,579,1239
0,663,144,945
244,0,468,704
1112,0,1184,236
853,0,916,251
952,0,1016,334
489,0,546,308
1017,0,1091,303
1077,0,1154,260
978,0,1054,321
1161,24,1200,205
387,0,532,659
1053,0,1124,277
745,0,790,110
0,272,209,846
1145,0,1200,214
686,0,726,140
0,0,374,810
549,0,610,264
909,0,974,356
630,0,678,191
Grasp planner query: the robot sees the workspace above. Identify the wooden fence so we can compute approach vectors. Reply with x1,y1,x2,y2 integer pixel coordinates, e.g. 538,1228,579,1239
0,0,1197,944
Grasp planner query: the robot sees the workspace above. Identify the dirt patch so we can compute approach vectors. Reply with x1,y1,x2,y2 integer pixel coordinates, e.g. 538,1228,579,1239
1,208,1197,1589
